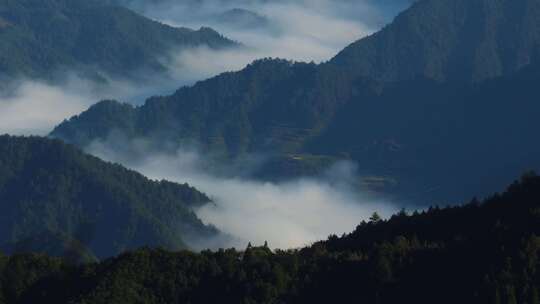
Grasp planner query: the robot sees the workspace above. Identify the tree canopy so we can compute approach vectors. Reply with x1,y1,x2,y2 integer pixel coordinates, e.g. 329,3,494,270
0,173,539,303
0,135,218,260
0,0,237,81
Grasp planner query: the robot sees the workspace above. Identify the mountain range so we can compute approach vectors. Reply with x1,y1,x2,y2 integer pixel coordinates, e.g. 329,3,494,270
52,0,540,205
0,0,539,302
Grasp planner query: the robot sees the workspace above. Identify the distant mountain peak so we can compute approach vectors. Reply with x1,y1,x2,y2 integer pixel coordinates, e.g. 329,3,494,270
215,8,269,29
331,0,540,82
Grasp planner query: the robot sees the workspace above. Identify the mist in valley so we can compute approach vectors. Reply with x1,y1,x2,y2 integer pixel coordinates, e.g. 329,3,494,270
0,1,537,302
87,137,398,249
127,0,413,67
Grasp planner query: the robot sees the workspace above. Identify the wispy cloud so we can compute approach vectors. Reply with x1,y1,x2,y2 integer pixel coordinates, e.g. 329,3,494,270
0,64,213,136
130,0,412,78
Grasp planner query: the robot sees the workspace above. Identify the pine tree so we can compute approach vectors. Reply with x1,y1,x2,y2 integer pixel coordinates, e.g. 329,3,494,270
370,212,382,223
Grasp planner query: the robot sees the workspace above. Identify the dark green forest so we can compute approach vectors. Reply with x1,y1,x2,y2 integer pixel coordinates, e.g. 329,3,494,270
0,173,538,304
332,0,540,82
52,0,540,205
0,0,237,81
0,135,218,261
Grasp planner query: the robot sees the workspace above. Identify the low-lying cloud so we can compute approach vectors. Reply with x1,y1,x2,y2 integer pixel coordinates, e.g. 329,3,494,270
0,63,220,136
0,81,90,136
88,139,398,249
130,0,413,78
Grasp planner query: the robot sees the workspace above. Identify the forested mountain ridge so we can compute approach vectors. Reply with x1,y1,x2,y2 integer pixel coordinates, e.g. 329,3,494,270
0,0,237,81
51,59,338,155
51,0,540,205
0,173,539,303
0,135,217,260
331,0,540,82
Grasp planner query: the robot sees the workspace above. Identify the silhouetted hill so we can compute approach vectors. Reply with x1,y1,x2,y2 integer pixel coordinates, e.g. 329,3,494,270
1,173,539,303
0,0,237,81
0,135,217,259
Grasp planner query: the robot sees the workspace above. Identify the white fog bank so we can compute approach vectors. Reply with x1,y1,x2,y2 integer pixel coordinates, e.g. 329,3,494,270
88,141,398,249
